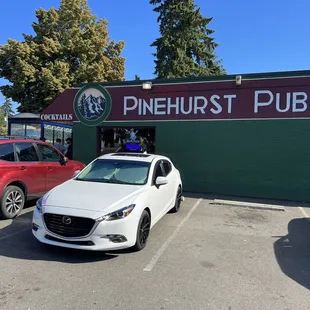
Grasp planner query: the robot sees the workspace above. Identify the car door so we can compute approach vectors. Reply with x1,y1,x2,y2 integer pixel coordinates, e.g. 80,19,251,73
35,143,72,190
161,160,177,211
147,160,171,224
14,142,47,196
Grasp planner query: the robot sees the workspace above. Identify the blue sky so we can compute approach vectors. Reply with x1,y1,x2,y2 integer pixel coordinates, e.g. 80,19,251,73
0,0,309,112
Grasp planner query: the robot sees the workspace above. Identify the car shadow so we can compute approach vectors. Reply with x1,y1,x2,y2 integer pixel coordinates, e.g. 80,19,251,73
0,211,118,264
273,218,310,290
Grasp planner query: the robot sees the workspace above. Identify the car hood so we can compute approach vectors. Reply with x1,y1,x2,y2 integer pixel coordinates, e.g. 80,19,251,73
44,179,145,215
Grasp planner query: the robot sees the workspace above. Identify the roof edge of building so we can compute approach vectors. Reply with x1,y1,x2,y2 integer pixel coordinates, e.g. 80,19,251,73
72,69,310,89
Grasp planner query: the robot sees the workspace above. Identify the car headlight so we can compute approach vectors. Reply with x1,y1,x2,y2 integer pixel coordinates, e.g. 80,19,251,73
96,204,135,222
36,196,47,213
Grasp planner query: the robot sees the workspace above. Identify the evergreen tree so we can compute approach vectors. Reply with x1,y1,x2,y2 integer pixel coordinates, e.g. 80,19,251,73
150,0,225,78
134,74,141,80
0,0,125,113
2,97,13,118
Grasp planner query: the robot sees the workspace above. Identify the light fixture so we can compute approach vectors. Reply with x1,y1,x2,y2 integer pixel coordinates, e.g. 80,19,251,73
142,81,152,90
236,75,242,86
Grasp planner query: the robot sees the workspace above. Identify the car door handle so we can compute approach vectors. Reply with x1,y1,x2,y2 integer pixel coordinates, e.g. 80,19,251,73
19,166,26,171
47,166,53,171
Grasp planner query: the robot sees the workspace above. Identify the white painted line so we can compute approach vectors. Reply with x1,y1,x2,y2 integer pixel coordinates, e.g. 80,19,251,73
298,207,310,222
143,198,203,272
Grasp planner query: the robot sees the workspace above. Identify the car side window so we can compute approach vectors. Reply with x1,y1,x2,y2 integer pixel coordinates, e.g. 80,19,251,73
152,161,164,184
36,144,61,162
0,143,15,162
15,143,39,162
162,160,172,176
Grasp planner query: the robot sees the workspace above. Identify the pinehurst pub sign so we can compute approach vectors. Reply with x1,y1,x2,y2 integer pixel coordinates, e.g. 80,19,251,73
41,76,310,126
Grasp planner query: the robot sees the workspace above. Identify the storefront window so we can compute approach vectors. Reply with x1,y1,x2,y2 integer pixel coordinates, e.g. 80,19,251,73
10,123,26,137
99,127,156,155
26,123,41,139
43,123,72,145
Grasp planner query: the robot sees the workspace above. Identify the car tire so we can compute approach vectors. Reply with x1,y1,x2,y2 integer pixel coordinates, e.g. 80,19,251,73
0,186,25,220
170,187,182,213
133,210,151,251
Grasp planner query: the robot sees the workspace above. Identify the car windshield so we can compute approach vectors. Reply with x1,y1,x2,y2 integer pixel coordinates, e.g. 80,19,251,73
75,159,150,185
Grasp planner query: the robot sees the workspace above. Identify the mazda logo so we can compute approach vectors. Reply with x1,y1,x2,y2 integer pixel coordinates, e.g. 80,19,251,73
62,216,72,225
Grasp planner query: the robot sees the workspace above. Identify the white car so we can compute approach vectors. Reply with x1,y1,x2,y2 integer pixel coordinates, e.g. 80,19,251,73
32,153,183,251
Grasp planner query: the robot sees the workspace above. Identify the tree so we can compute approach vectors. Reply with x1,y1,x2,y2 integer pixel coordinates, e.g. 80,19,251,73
0,0,125,113
2,97,13,118
134,74,141,80
150,0,225,79
0,109,6,135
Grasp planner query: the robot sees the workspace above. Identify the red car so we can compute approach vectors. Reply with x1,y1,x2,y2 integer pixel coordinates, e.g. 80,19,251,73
0,139,85,219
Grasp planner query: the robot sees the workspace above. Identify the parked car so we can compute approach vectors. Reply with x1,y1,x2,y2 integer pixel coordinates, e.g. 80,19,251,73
0,139,85,219
32,152,183,251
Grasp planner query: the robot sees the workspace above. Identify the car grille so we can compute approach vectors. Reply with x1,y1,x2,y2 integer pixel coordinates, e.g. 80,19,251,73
43,213,95,238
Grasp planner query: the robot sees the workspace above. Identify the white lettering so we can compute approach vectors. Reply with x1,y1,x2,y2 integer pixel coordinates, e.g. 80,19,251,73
142,99,153,115
154,98,166,115
194,96,208,114
254,90,273,113
224,94,237,114
40,114,73,121
276,93,291,112
293,92,307,112
167,98,179,115
124,96,138,115
138,99,143,115
180,97,192,115
210,95,222,114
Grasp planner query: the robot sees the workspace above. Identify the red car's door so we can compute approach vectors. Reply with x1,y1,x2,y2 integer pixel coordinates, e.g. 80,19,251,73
35,143,73,190
14,142,47,195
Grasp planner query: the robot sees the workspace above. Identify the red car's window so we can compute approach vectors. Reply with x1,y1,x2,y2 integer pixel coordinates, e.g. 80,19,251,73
0,143,15,161
36,144,61,162
15,143,39,162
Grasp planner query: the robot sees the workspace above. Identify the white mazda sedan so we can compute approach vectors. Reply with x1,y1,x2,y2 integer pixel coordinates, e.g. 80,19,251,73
32,153,183,251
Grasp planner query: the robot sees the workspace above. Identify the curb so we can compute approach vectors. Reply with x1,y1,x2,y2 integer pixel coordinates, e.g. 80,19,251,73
211,199,285,212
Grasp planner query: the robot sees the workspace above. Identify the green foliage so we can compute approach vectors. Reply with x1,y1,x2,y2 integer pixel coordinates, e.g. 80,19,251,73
2,97,13,117
134,74,141,80
150,0,225,79
0,0,125,113
0,109,5,127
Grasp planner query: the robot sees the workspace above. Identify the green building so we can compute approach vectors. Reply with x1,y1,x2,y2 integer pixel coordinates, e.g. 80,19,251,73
41,70,310,202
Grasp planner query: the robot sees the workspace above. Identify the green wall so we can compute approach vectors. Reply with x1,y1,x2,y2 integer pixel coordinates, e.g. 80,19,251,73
73,120,310,202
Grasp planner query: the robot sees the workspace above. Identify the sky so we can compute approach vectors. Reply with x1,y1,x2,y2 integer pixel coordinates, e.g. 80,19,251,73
0,0,309,112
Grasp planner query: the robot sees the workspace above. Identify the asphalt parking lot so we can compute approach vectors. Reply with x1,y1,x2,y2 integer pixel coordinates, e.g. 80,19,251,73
0,196,310,310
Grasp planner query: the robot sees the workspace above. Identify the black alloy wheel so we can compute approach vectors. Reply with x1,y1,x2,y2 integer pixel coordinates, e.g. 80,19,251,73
170,187,182,213
133,210,151,251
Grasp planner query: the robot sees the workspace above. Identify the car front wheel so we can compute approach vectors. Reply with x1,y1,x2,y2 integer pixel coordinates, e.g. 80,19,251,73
133,210,151,251
170,187,182,213
0,186,25,220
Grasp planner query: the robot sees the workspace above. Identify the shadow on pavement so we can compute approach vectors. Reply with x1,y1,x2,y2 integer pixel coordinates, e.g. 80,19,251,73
0,210,118,264
274,218,310,290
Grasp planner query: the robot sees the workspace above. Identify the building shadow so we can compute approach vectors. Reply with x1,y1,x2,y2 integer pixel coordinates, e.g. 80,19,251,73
273,218,310,290
0,211,118,264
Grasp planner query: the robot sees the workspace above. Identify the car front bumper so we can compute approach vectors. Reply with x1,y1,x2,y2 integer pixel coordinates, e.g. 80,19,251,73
32,207,138,251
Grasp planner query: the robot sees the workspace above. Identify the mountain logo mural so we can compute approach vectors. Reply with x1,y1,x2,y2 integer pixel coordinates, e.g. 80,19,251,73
77,93,106,121
73,85,112,126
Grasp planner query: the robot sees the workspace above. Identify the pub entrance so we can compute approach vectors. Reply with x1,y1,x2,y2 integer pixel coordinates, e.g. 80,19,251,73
98,126,156,156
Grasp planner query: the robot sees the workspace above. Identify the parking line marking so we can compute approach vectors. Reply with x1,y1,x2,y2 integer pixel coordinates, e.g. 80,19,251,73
298,206,310,222
143,198,203,272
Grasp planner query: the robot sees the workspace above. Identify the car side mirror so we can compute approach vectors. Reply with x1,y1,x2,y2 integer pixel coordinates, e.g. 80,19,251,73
73,170,81,178
155,176,168,186
59,156,67,166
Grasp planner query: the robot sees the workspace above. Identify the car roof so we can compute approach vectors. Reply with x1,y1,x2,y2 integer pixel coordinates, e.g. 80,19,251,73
98,152,170,163
0,139,46,144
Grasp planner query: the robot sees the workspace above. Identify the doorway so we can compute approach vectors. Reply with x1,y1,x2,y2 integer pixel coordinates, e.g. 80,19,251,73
98,126,156,156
